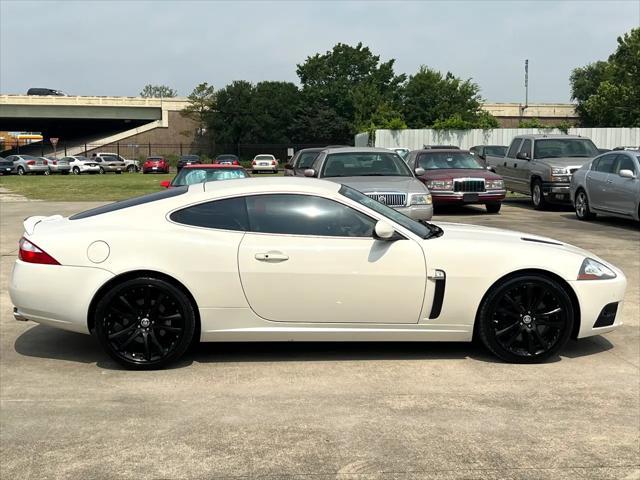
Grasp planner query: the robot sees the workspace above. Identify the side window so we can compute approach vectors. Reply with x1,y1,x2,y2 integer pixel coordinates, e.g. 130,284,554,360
519,139,532,158
246,194,375,237
506,139,521,158
170,197,248,231
614,155,636,174
594,154,617,173
405,152,415,168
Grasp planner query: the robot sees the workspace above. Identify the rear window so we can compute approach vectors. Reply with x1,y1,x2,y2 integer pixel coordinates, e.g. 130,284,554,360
70,187,187,220
255,155,274,160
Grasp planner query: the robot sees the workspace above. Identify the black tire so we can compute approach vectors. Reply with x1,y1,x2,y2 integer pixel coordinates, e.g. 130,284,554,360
252,170,257,174
477,274,574,363
574,189,595,221
486,202,501,214
115,170,122,175
73,166,81,175
94,277,196,370
61,171,70,175
17,166,25,176
98,167,105,174
126,165,135,173
531,179,547,210
43,169,51,176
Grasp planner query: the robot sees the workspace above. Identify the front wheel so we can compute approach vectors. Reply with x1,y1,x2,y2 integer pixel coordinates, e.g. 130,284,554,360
531,180,547,210
126,165,136,173
98,167,105,174
17,166,25,176
485,202,501,214
94,277,196,370
477,275,574,363
575,189,595,220
73,167,81,175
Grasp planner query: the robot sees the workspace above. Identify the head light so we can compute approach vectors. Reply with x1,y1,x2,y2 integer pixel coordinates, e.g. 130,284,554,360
578,258,617,280
426,179,453,190
486,179,504,190
410,193,432,205
552,167,568,175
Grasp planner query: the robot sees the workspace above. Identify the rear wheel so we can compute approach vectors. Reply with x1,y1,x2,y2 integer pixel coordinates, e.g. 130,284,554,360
94,277,196,370
531,179,547,210
43,169,50,176
575,189,595,220
126,165,136,173
98,167,105,174
17,166,25,175
477,274,574,363
73,166,81,175
485,202,501,214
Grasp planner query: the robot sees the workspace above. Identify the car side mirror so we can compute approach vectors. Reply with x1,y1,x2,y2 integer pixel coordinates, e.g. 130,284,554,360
304,168,316,177
373,221,399,241
414,167,425,176
619,169,636,179
160,180,170,188
479,154,486,160
516,152,529,160
284,163,293,170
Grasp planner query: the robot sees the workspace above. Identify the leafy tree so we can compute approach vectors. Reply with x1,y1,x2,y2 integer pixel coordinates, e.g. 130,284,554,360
250,81,301,143
402,66,496,129
210,81,257,144
571,28,640,127
182,82,216,137
139,84,177,98
296,42,405,142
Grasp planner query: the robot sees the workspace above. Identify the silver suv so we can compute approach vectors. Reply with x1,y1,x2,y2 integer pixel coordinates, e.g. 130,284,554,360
491,135,600,210
305,147,433,220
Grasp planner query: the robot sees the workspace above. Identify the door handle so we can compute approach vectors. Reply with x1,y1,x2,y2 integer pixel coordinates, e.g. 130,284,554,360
503,162,507,167
255,251,289,262
606,179,613,184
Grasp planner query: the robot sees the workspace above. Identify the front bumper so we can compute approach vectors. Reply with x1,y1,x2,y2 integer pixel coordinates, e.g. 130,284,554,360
395,204,433,221
569,273,627,338
542,182,571,202
9,259,114,334
432,190,506,204
0,165,13,174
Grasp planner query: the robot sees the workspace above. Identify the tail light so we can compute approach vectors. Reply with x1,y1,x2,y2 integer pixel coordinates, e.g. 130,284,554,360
233,160,239,165
252,160,257,165
271,160,276,165
27,160,35,165
18,237,60,265
52,161,58,165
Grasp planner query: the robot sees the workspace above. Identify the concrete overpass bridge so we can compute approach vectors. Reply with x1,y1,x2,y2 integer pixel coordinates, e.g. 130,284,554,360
0,95,198,156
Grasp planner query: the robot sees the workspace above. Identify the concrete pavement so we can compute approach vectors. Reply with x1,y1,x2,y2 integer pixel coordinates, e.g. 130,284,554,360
1,199,638,479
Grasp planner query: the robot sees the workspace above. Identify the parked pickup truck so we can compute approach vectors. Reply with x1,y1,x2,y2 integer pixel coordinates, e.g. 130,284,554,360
485,134,601,210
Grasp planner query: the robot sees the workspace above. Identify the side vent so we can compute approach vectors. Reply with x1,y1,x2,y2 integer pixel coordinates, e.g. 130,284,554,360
428,270,446,319
521,237,563,246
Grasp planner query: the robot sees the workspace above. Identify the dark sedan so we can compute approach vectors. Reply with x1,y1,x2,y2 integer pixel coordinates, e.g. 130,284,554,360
0,157,13,175
213,154,240,165
177,154,202,171
405,149,506,213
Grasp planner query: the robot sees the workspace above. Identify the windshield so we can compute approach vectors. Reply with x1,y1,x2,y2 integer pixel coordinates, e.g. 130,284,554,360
485,146,507,156
171,168,248,186
296,151,321,168
418,152,483,170
180,155,199,161
339,185,440,239
321,152,412,178
216,155,238,160
255,155,274,160
534,139,599,159
21,155,38,160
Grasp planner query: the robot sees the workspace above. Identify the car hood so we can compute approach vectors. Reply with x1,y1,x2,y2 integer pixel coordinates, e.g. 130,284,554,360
324,176,427,193
419,168,501,180
536,156,594,168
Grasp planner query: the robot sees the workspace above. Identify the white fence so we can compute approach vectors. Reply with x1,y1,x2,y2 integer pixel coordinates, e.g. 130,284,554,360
357,128,640,150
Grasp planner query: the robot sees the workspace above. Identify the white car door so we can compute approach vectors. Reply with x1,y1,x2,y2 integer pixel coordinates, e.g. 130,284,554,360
237,193,427,324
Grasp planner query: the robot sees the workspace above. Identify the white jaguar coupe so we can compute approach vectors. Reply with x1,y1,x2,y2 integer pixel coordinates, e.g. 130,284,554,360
9,178,626,369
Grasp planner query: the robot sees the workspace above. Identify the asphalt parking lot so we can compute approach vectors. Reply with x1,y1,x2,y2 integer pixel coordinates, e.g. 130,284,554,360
1,198,638,479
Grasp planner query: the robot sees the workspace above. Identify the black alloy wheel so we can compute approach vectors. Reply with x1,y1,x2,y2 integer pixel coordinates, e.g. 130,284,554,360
98,166,105,174
94,277,196,369
478,275,573,363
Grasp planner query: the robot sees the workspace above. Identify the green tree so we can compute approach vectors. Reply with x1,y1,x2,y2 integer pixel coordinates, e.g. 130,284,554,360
139,84,177,98
250,81,301,143
182,82,215,137
296,42,405,142
570,28,640,127
211,81,257,144
402,66,496,129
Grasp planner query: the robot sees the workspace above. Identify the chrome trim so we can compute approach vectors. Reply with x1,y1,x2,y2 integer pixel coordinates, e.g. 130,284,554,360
452,177,486,193
364,192,407,207
13,308,28,322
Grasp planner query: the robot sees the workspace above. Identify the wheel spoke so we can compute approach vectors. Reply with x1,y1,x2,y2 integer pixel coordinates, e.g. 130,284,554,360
536,318,564,328
158,313,182,322
532,327,550,350
526,331,536,355
149,330,165,355
118,295,137,315
503,328,522,347
142,332,151,360
497,306,520,318
503,294,524,314
495,321,520,337
154,325,182,333
110,306,134,321
108,323,137,339
150,292,166,317
120,328,141,349
537,307,562,317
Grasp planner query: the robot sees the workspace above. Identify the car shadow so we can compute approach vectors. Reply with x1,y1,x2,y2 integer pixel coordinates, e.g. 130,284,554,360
502,197,574,212
557,213,640,232
14,324,616,369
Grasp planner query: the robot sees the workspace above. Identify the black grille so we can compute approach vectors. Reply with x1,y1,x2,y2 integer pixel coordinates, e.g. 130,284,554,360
593,302,618,328
453,179,485,192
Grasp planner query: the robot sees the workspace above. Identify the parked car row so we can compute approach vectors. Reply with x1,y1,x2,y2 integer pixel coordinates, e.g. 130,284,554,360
0,153,133,175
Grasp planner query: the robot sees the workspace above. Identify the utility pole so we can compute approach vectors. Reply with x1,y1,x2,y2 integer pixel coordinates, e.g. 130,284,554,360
520,59,529,118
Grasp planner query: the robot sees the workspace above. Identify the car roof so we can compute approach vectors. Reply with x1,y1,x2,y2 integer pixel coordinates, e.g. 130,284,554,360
322,147,396,155
198,177,341,195
182,164,244,169
414,149,470,154
514,134,586,140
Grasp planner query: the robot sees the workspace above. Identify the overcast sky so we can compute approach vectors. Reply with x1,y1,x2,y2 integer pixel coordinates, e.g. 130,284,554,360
1,0,638,103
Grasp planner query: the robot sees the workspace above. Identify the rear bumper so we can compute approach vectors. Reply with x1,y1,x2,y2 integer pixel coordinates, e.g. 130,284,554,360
9,260,114,334
102,165,125,172
26,165,49,173
77,165,100,173
432,190,506,204
50,165,70,173
395,204,433,221
252,164,278,171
